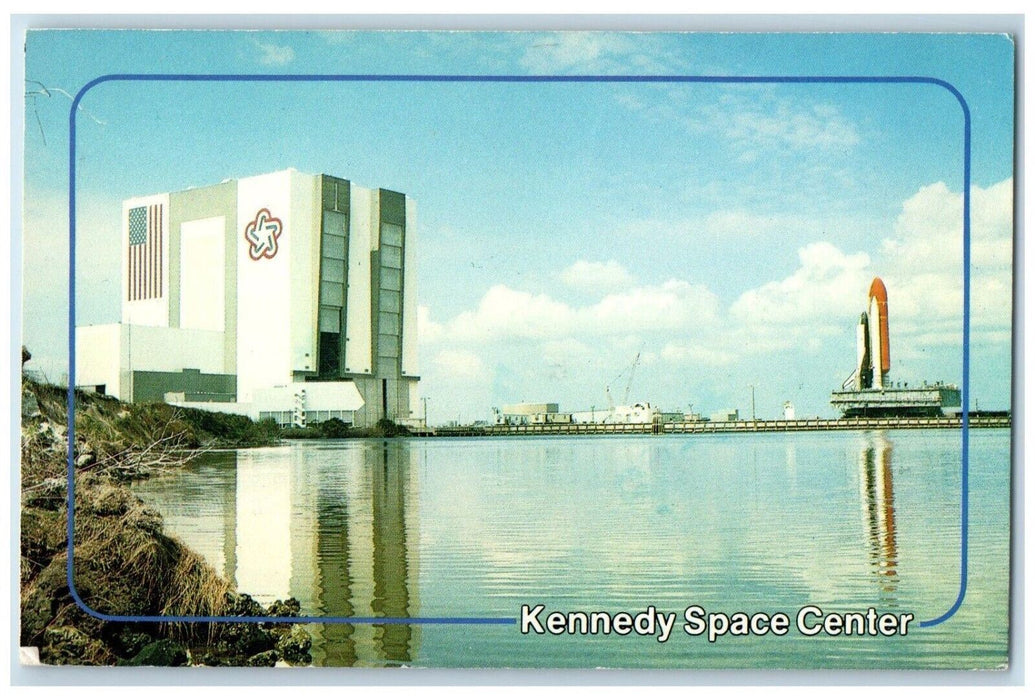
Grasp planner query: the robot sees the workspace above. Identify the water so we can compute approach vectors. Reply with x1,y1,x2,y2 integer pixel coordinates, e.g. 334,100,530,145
130,429,1010,669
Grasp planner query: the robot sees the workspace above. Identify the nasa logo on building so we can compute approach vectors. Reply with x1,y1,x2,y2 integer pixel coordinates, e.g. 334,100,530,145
244,208,283,260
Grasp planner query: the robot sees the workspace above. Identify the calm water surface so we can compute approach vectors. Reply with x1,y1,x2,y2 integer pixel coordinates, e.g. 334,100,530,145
132,429,1010,669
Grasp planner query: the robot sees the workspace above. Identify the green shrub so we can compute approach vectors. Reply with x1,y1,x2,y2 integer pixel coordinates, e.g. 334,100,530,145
372,418,411,437
318,418,350,438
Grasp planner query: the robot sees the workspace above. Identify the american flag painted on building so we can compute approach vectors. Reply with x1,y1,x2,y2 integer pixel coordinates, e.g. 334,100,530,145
127,204,163,301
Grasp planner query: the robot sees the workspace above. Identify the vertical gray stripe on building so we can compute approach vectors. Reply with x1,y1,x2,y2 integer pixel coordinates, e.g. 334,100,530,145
317,175,351,380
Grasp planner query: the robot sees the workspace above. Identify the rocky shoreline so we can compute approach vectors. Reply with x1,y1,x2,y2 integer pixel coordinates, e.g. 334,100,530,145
19,378,313,667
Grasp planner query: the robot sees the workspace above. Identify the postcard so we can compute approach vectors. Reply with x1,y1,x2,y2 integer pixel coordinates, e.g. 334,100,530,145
18,27,1015,673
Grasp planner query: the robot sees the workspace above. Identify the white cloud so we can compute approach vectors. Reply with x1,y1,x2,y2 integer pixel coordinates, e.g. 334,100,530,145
254,40,295,66
701,209,809,238
659,342,733,367
448,284,577,342
614,209,823,243
22,187,122,377
560,259,634,294
315,32,357,46
879,178,1013,334
690,90,860,153
723,101,859,150
520,33,629,72
432,349,488,382
618,85,860,156
541,338,594,366
588,280,719,333
717,178,1013,359
414,178,1013,419
444,279,720,344
731,241,871,326
519,33,668,74
417,304,444,345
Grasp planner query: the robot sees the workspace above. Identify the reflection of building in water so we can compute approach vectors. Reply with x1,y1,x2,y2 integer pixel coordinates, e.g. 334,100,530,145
189,442,420,666
784,442,797,487
858,434,899,596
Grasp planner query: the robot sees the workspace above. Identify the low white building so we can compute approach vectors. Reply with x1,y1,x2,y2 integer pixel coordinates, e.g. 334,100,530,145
496,403,572,425
571,402,659,424
76,169,420,428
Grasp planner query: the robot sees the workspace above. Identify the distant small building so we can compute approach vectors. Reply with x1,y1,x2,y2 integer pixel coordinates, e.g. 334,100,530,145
783,401,796,420
710,409,739,422
498,403,572,425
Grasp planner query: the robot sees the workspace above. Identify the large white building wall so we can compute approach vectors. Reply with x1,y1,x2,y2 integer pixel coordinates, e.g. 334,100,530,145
289,171,320,375
126,325,227,373
401,197,418,377
76,324,127,399
179,216,226,332
121,194,171,327
236,171,296,402
408,380,421,422
252,382,364,413
76,324,227,398
345,185,374,374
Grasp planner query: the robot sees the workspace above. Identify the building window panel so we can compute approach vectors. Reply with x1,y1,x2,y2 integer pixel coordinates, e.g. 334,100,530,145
380,244,402,269
322,257,344,283
379,311,400,335
319,306,341,332
379,334,400,356
336,182,350,212
323,210,347,236
381,222,403,247
379,289,400,312
322,186,336,211
322,234,345,260
320,332,341,377
381,267,402,291
321,282,344,307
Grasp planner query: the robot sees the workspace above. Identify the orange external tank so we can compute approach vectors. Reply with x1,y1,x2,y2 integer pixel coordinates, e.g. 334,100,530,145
868,277,891,374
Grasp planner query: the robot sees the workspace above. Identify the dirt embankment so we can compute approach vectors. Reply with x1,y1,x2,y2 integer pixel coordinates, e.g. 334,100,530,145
20,380,311,666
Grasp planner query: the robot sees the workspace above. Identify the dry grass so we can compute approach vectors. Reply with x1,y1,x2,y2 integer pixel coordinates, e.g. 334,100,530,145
20,378,303,665
21,379,235,649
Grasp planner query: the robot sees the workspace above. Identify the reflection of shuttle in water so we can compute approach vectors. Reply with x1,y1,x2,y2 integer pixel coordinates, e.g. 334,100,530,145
859,434,898,595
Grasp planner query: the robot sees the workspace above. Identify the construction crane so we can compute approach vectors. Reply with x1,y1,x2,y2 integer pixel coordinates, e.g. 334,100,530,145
624,351,641,405
605,350,643,411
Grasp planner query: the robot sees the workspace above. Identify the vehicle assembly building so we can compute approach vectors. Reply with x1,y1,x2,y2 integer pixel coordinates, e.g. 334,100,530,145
830,277,960,417
75,169,420,429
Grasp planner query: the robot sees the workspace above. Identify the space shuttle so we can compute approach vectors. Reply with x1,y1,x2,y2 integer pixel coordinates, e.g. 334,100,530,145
855,278,891,390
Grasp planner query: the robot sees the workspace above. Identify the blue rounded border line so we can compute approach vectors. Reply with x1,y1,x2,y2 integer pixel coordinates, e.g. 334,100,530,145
66,73,972,628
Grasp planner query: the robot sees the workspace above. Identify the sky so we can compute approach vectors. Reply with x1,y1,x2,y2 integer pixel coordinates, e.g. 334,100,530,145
20,30,1015,422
